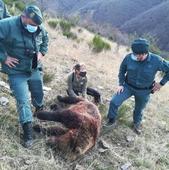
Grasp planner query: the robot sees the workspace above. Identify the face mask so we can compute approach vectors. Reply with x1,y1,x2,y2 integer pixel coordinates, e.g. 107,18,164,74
131,54,138,61
26,24,38,33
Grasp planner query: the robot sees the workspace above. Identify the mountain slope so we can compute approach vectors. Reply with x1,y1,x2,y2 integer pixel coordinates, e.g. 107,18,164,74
120,1,169,50
87,0,164,27
36,0,169,51
37,0,164,27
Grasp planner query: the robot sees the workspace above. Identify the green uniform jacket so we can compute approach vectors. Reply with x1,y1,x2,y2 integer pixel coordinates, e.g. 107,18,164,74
67,72,87,98
0,0,10,19
119,53,169,87
0,16,49,74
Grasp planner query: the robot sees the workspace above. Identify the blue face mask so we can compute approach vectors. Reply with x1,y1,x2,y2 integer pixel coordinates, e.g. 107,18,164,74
131,54,138,61
26,24,38,33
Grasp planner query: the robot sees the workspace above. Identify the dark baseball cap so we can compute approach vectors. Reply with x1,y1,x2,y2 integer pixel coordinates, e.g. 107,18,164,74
24,5,43,25
131,38,149,54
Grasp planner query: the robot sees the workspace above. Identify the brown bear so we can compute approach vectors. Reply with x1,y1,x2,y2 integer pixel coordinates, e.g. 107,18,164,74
34,96,101,160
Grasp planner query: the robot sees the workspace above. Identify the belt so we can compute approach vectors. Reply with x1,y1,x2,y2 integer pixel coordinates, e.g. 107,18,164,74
126,81,154,90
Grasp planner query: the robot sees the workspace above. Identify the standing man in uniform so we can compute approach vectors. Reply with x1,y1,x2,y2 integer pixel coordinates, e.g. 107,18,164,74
106,38,169,134
0,0,11,19
0,5,49,147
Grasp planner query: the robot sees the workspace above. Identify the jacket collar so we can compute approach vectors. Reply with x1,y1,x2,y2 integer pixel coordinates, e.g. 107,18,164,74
130,52,151,62
147,53,152,62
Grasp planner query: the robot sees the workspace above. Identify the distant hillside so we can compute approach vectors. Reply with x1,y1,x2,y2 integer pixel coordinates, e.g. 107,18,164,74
36,0,164,26
36,0,88,15
82,0,164,27
35,0,169,51
120,1,169,51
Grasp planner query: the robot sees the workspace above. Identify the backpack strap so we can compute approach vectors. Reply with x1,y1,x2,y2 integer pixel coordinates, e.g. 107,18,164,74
72,72,75,82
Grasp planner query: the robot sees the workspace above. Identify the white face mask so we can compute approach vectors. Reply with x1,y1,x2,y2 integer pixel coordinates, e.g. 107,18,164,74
131,54,138,61
26,24,38,33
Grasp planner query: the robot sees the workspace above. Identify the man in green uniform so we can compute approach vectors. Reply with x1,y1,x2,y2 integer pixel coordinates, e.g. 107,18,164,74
0,5,49,148
0,0,10,19
106,38,169,134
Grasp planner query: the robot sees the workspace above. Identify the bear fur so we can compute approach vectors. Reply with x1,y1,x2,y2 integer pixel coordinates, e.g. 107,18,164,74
34,96,101,160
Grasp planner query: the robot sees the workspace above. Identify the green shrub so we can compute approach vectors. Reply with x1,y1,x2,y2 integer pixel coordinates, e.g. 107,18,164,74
4,0,25,15
157,156,169,166
91,35,111,53
149,43,161,55
58,19,77,40
43,72,54,84
63,31,77,40
4,0,13,5
48,19,58,29
134,159,152,168
4,0,24,9
99,104,108,118
118,103,132,126
59,20,73,32
15,1,25,11
8,7,15,15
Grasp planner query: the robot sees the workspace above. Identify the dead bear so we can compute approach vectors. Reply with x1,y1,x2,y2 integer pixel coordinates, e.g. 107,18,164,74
34,96,101,160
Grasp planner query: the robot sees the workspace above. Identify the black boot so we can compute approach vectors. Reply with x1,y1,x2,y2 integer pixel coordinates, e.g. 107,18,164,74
22,122,33,148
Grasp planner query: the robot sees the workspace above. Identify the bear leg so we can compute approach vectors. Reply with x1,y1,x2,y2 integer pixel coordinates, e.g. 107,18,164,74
33,124,68,136
35,110,83,129
47,129,78,150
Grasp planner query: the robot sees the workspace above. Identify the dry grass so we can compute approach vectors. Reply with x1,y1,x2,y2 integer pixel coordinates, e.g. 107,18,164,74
0,23,169,170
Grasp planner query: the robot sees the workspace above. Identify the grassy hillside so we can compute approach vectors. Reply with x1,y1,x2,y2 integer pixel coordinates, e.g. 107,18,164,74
1,19,169,170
